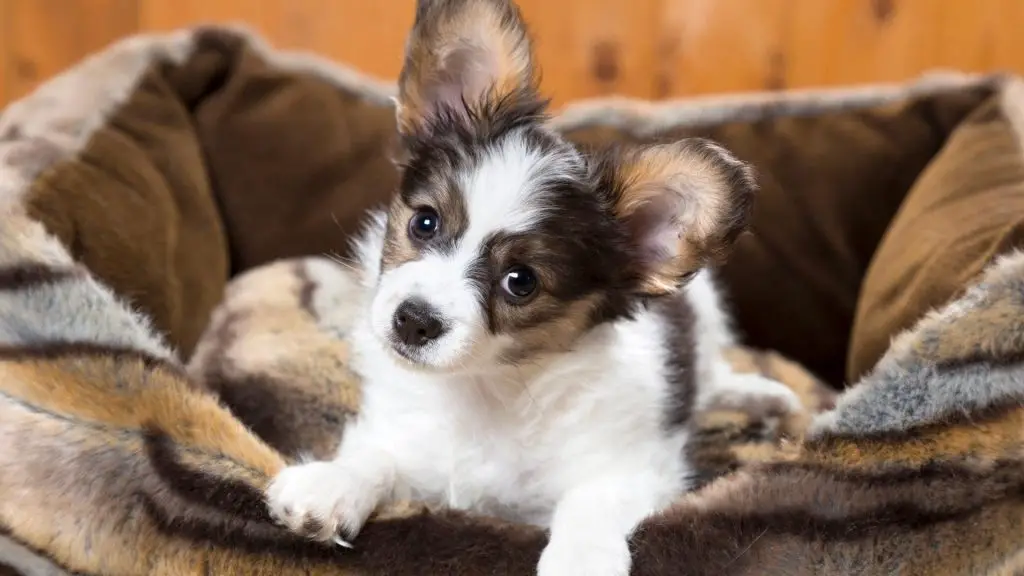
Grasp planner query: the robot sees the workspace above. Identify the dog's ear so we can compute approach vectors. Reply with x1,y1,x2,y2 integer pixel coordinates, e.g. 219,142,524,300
396,0,537,135
597,138,757,296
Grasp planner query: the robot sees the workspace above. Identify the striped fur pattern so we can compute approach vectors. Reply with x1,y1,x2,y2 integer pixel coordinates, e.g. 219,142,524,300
0,233,1021,575
0,25,1020,575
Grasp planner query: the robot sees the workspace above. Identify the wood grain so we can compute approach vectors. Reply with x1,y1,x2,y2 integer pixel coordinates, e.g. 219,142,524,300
2,0,1024,108
658,0,792,96
784,0,944,88
0,0,9,106
271,0,416,81
519,0,661,102
936,0,997,73
138,0,417,85
139,0,656,104
138,0,269,31
5,0,138,102
990,0,1024,74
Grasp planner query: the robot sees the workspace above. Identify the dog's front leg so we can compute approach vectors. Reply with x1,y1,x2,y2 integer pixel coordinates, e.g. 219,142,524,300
265,423,396,545
538,474,671,576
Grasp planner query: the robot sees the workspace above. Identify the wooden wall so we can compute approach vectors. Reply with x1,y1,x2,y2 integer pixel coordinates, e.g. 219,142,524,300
2,0,1023,108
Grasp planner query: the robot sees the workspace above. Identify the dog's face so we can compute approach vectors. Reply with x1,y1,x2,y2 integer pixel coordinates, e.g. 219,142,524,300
366,0,756,372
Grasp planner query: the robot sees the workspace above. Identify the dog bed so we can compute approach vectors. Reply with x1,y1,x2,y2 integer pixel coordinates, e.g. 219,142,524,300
0,27,1021,575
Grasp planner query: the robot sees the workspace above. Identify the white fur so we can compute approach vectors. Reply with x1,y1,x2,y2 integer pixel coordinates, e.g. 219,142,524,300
267,137,801,576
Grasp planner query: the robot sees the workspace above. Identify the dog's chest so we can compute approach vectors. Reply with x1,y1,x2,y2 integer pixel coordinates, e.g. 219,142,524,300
358,326,683,526
401,392,561,524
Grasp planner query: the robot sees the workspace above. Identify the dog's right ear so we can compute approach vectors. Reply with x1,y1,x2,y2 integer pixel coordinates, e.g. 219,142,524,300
395,0,537,135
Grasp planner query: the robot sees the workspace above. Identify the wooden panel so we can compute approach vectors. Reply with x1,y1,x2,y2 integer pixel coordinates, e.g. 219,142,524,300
137,0,424,87
781,0,1023,90
784,0,945,89
5,0,138,102
0,0,9,105
936,0,998,73
139,0,657,106
264,0,416,81
654,0,1024,97
139,0,414,88
6,0,1024,109
657,0,792,96
279,0,414,81
519,0,661,103
990,0,1024,73
139,0,265,27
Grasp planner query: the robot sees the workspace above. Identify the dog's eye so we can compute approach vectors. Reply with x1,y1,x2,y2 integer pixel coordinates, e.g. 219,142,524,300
408,209,441,241
500,266,538,302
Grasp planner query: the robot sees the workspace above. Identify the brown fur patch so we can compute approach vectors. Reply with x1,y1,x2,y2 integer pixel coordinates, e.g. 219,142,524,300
483,232,611,337
207,370,352,461
0,342,187,380
988,548,1024,575
381,202,421,270
500,295,601,363
381,176,469,271
918,294,1024,368
0,354,285,481
881,253,1024,371
632,466,1024,576
187,262,359,461
807,403,1024,469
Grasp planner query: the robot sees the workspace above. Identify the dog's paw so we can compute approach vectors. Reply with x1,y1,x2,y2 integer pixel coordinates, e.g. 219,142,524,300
266,461,379,543
709,372,804,416
745,373,804,416
537,533,631,576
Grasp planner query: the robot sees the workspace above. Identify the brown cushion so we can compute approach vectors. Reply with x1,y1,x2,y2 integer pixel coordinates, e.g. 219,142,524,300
562,88,991,386
25,61,229,358
186,31,401,275
848,91,1024,381
48,28,990,385
141,32,991,385
158,40,992,386
196,66,987,386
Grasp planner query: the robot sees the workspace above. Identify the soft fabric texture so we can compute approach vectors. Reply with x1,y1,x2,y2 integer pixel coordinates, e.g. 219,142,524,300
0,26,1021,575
848,86,1024,381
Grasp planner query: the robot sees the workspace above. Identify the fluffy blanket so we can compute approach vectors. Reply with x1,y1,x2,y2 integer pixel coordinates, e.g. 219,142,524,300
0,27,1021,575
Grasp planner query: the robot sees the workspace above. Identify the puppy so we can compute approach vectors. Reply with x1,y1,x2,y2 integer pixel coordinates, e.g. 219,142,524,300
266,0,800,574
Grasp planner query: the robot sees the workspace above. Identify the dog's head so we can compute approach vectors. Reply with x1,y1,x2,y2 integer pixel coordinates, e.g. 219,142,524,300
365,0,756,372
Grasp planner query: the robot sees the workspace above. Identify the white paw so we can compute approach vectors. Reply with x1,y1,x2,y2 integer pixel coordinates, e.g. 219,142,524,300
710,373,804,416
265,461,380,544
537,534,631,576
744,374,804,414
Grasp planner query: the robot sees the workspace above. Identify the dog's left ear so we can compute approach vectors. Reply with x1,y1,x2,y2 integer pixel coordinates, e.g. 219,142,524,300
598,138,757,296
395,0,537,135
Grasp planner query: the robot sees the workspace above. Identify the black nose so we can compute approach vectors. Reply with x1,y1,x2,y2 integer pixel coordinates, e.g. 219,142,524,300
392,299,446,347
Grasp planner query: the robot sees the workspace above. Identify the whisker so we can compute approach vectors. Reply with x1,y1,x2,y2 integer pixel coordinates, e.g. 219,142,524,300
324,251,360,273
